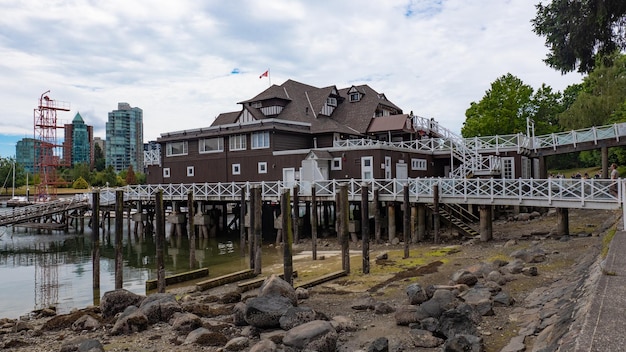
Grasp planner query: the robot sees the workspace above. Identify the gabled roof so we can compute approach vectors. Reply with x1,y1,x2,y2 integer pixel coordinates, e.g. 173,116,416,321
367,114,414,133
211,111,239,126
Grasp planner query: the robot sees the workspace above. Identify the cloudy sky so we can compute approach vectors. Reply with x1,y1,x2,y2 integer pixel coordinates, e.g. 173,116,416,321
0,0,583,158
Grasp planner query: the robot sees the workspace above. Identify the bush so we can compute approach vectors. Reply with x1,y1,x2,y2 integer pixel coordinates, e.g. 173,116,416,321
73,176,89,189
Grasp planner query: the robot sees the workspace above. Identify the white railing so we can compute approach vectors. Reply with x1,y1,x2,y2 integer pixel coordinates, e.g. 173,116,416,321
100,178,623,211
531,123,626,150
144,149,161,167
0,196,90,226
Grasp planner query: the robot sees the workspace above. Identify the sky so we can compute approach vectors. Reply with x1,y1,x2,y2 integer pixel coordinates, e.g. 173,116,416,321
0,0,584,159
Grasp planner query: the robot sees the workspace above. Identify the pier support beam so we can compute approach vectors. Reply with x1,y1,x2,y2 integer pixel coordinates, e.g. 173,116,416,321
115,190,124,290
433,184,440,244
339,183,350,274
311,185,318,260
557,208,569,237
417,204,426,242
361,182,370,274
373,188,381,244
479,205,493,242
388,203,396,242
403,184,410,258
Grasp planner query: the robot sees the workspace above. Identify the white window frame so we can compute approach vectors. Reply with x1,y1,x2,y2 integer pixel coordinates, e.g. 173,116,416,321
384,156,392,179
163,168,170,178
326,97,337,106
251,131,270,149
361,156,374,180
258,161,268,174
411,158,427,171
199,137,223,153
187,166,194,177
349,92,360,102
331,157,342,171
165,141,188,156
501,157,514,179
229,134,246,151
232,163,241,175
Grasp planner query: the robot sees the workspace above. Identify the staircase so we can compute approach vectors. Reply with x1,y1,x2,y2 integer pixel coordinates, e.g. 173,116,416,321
426,203,479,238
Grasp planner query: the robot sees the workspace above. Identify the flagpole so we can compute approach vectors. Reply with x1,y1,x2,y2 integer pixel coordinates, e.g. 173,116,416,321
268,69,271,87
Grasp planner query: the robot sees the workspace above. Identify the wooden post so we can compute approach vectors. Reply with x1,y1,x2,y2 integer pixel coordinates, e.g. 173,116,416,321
339,183,350,274
92,191,100,291
253,186,263,275
479,205,493,242
292,185,299,244
361,182,370,274
417,204,426,242
249,187,256,270
557,207,569,237
410,204,418,243
188,192,196,269
433,184,440,244
114,190,124,290
282,190,294,285
155,190,166,293
240,187,246,257
403,183,410,258
388,203,396,242
373,188,381,244
311,184,318,260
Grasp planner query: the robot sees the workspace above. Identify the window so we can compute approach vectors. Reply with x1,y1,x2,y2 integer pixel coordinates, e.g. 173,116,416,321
163,168,170,178
349,93,360,102
361,156,373,180
251,101,261,108
166,141,188,156
331,157,342,171
232,163,241,175
251,131,270,149
229,134,246,151
326,97,337,106
187,166,194,177
258,162,267,174
411,158,427,171
199,138,223,153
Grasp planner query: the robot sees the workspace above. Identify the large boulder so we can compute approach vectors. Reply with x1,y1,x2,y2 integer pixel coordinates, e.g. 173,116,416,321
409,329,444,348
395,305,431,325
249,339,278,352
259,274,297,306
451,269,478,286
438,305,480,339
406,283,429,305
169,312,202,333
244,295,293,328
139,293,182,324
100,289,145,319
282,320,338,352
279,306,318,330
183,327,228,347
442,334,484,352
110,306,149,335
459,288,494,316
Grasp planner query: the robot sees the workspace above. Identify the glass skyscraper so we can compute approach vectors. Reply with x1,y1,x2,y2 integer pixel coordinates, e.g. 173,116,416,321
106,102,144,172
63,112,93,168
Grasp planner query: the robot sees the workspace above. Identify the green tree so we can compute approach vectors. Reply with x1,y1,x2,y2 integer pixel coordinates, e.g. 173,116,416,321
72,176,89,189
125,165,137,185
558,53,626,129
93,143,105,172
0,158,25,194
532,0,626,73
529,84,565,134
71,163,92,184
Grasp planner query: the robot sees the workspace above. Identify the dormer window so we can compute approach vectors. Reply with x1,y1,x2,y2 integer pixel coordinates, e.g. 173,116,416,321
251,101,262,108
349,92,361,102
326,97,337,107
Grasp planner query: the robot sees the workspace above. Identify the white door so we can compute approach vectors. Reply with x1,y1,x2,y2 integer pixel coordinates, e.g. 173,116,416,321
396,163,408,180
501,157,514,179
361,156,373,180
283,168,296,188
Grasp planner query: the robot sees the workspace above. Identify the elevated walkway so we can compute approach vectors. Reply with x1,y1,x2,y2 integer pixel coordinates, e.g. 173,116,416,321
0,195,90,227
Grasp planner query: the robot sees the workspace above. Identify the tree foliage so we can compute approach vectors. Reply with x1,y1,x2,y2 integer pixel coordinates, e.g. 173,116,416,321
125,165,137,185
94,143,105,171
0,158,25,193
461,74,565,137
558,53,626,129
532,0,626,73
72,176,89,189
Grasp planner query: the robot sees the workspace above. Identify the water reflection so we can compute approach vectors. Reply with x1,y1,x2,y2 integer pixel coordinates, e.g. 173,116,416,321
0,221,285,319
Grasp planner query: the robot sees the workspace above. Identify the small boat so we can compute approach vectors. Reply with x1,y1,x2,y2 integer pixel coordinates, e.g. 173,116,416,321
7,196,31,207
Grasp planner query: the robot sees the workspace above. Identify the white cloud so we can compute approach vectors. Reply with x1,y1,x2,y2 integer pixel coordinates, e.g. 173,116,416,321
0,0,583,159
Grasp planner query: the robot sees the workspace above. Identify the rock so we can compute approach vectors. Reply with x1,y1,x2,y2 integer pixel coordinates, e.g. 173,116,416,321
110,306,149,335
395,305,430,325
139,293,182,324
367,337,389,352
510,247,546,263
460,288,494,316
451,269,478,286
504,239,518,247
522,266,539,276
352,295,377,310
493,291,515,306
100,289,145,319
224,336,249,351
169,312,202,333
219,291,242,304
442,334,484,352
438,307,479,339
71,315,101,331
282,320,338,352
487,270,507,285
183,327,228,346
408,328,444,348
330,315,358,332
500,335,526,352
406,283,428,305
295,287,309,300
375,252,388,260
374,302,395,314
233,302,247,326
502,258,525,274
516,213,531,221
244,295,293,328
59,337,105,352
420,317,439,332
249,339,277,352
260,329,287,344
279,306,318,330
13,320,33,332
259,274,297,306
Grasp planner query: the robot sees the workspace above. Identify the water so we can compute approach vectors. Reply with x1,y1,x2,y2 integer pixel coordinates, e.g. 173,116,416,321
0,218,286,319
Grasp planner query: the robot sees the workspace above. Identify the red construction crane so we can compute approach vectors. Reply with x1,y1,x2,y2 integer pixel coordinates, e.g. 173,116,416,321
33,90,70,201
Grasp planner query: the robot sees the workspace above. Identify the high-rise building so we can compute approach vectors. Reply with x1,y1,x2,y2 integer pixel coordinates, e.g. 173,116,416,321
16,138,41,174
106,102,143,172
62,112,93,168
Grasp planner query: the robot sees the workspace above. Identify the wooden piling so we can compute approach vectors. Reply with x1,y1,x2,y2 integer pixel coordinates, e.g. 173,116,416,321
248,188,255,270
433,184,440,244
388,202,396,242
240,187,246,257
311,184,318,260
155,190,166,293
292,185,299,243
417,204,426,241
361,182,370,274
188,192,196,269
114,190,124,290
410,204,417,243
92,191,100,290
557,207,569,237
339,183,350,274
479,205,493,241
403,183,410,258
373,188,381,244
282,190,294,285
253,186,262,275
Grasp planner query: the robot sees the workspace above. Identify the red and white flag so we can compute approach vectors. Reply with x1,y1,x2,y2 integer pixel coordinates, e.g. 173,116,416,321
259,70,269,79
